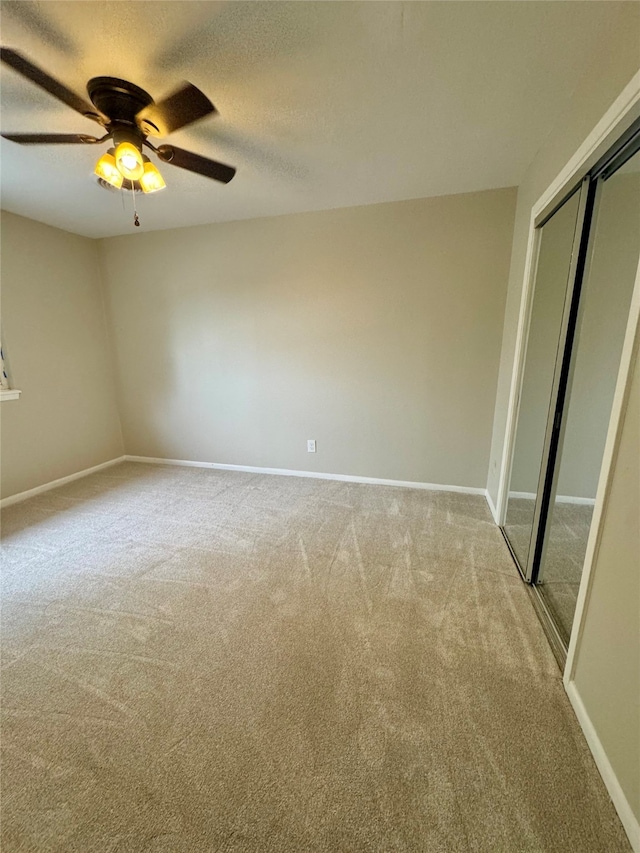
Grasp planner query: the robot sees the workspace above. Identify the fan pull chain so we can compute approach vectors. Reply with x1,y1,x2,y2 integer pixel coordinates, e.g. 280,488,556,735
131,184,140,227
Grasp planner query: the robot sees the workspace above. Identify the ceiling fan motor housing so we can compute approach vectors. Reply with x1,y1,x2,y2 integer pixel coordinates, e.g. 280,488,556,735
87,76,155,128
111,126,145,151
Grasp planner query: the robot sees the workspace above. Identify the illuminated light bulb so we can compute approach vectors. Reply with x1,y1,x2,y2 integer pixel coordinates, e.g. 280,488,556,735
94,151,123,189
114,141,144,181
139,161,166,193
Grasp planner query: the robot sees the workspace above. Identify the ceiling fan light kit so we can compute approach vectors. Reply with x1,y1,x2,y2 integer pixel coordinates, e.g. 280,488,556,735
1,47,236,227
113,140,145,182
94,150,123,189
139,160,166,194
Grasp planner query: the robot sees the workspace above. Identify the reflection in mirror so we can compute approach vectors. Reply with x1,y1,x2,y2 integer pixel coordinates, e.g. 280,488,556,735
538,149,640,643
503,189,581,571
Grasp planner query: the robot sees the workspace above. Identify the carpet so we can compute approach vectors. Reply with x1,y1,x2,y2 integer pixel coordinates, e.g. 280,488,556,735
0,462,630,852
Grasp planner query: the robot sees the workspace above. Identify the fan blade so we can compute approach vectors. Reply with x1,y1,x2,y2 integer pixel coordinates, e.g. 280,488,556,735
2,133,101,144
156,144,235,184
0,47,102,122
137,82,216,137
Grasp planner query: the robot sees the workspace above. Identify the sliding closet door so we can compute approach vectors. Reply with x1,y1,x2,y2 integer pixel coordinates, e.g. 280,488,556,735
534,148,640,643
503,186,586,573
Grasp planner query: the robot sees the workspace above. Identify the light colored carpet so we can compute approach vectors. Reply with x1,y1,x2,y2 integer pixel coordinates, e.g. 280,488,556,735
0,462,630,852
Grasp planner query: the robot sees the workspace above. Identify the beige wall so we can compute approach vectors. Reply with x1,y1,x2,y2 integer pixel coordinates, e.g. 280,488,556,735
573,342,640,826
99,189,516,488
0,212,123,499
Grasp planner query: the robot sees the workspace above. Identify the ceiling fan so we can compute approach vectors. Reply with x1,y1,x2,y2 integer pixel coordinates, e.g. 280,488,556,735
0,47,236,209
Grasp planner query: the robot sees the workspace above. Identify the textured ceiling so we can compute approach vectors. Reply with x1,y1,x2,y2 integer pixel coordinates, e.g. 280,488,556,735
0,1,634,238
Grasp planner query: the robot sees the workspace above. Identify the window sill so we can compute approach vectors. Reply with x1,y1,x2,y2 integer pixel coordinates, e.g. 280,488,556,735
0,389,21,401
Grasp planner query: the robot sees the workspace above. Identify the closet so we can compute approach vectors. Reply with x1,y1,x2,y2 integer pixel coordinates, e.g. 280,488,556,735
503,121,640,656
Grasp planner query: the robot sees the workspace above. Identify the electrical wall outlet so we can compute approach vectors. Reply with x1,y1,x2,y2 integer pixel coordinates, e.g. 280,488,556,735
307,439,317,453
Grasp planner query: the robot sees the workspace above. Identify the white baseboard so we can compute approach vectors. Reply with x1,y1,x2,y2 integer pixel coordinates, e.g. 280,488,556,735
0,456,126,508
124,455,486,496
485,489,500,523
565,680,640,852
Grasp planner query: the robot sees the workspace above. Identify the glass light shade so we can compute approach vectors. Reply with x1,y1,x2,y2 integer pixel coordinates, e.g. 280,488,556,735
139,161,166,194
94,152,123,189
114,142,144,181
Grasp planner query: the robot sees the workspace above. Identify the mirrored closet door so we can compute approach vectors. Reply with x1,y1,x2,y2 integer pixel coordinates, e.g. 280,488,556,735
536,145,640,645
503,185,586,572
502,122,640,653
